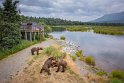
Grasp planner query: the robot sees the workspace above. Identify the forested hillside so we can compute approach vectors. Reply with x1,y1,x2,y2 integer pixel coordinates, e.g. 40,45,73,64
21,15,83,25
92,12,124,23
21,15,124,26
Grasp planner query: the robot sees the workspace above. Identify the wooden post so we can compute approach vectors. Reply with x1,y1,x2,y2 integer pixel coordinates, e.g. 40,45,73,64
39,29,42,43
34,32,36,41
30,32,32,41
25,31,27,40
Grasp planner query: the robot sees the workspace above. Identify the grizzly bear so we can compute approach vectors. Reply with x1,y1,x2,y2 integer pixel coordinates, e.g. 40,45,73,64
52,59,67,72
40,57,56,75
31,47,43,55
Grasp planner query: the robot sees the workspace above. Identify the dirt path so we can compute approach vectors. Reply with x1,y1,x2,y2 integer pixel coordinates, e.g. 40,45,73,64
0,39,56,83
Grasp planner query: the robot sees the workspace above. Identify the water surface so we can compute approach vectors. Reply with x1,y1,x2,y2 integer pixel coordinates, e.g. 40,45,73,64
50,31,124,72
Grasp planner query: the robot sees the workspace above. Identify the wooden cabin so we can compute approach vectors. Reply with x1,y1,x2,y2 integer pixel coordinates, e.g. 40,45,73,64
21,22,44,41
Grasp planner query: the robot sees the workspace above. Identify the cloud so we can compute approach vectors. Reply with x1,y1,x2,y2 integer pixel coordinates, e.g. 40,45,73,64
1,0,124,21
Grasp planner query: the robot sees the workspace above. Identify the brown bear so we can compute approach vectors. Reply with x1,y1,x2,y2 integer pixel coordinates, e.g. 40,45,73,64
40,57,56,75
31,47,43,55
52,59,67,72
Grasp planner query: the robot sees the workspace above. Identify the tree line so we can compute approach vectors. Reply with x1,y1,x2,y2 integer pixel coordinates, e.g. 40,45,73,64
21,15,124,26
21,15,83,25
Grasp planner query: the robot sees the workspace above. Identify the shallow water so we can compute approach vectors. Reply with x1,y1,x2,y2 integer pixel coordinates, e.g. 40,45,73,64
50,31,124,72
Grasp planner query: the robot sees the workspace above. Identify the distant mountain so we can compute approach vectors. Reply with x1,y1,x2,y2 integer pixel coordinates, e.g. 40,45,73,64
91,12,124,23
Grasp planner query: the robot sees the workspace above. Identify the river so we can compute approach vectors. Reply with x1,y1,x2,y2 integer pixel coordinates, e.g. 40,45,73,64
50,31,124,72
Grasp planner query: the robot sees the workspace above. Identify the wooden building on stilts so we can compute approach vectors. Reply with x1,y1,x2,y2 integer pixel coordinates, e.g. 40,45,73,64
21,22,44,42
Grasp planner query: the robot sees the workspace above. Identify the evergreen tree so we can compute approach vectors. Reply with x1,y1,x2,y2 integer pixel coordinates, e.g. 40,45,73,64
0,0,21,50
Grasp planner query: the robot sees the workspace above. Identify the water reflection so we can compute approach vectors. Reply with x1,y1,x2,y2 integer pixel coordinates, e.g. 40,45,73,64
50,31,124,72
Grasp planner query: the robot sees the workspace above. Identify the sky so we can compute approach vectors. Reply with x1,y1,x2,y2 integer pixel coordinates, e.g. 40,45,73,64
0,0,124,22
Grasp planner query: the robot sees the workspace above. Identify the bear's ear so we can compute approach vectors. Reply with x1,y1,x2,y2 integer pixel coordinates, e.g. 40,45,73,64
50,57,55,60
40,47,43,50
48,57,53,59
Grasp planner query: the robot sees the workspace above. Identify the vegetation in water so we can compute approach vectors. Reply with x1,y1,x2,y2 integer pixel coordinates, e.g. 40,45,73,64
67,25,88,32
51,26,66,31
60,36,66,40
85,56,95,66
76,50,96,66
110,70,124,81
93,26,124,35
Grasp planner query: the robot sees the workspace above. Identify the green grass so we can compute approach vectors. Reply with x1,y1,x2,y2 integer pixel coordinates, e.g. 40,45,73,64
60,36,66,40
107,70,124,83
70,55,77,61
0,40,38,60
97,71,107,76
109,78,123,83
51,26,66,31
44,46,56,56
67,25,88,32
75,50,85,61
76,50,83,57
85,56,95,66
110,70,124,81
51,50,63,59
93,26,124,35
43,46,65,59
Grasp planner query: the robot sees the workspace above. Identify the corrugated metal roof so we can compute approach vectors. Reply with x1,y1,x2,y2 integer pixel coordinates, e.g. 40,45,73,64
21,22,44,31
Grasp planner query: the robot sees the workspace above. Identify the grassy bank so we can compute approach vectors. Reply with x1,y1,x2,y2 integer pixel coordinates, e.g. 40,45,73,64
50,25,89,32
0,40,38,60
67,25,88,32
51,26,66,31
51,25,124,36
93,26,124,35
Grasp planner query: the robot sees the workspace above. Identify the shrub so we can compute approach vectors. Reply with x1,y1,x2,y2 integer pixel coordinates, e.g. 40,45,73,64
51,50,63,59
44,46,56,56
76,50,83,57
76,52,81,57
78,50,82,55
71,55,77,61
111,70,124,80
60,36,65,40
109,78,123,83
48,35,54,39
85,56,95,66
97,71,107,76
44,46,65,59
79,55,85,61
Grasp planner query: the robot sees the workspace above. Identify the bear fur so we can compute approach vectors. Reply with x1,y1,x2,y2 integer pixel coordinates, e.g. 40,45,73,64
40,57,56,75
31,47,43,55
52,59,67,72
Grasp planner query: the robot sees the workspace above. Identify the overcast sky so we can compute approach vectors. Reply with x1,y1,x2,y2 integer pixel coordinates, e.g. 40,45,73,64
0,0,124,22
